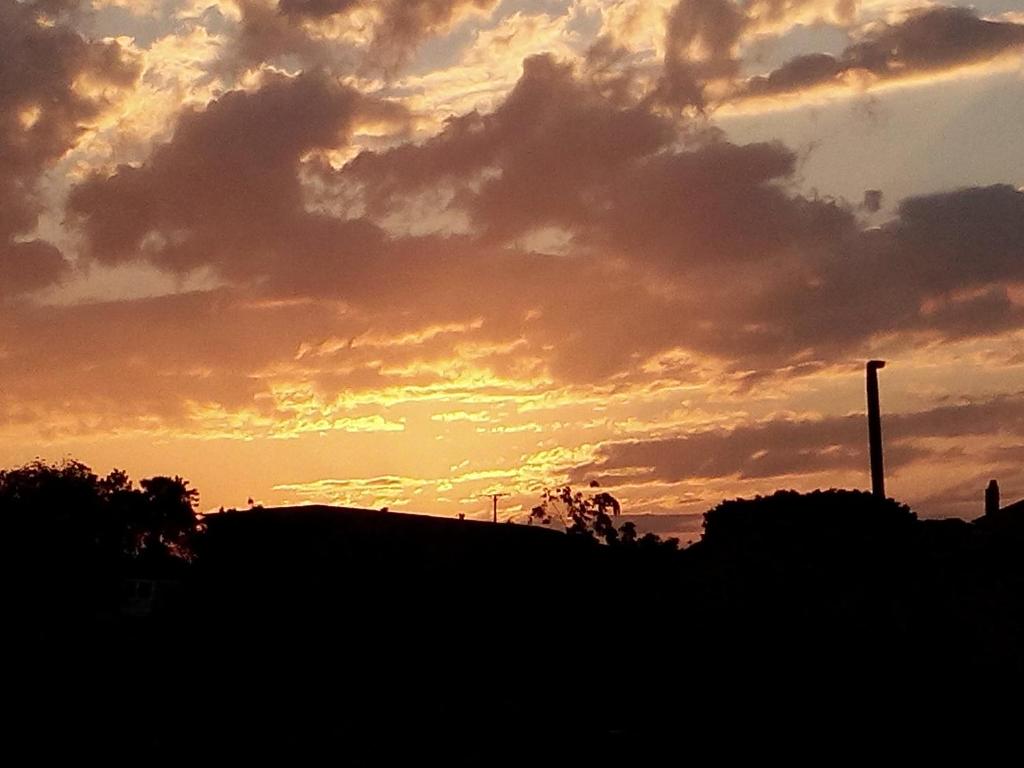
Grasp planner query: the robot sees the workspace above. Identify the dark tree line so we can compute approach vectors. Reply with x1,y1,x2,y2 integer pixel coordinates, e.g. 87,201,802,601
3,456,1024,757
1,458,201,618
1,458,200,559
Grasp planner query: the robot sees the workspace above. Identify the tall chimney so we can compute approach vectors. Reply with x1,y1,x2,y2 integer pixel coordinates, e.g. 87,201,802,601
986,480,1000,516
866,360,886,499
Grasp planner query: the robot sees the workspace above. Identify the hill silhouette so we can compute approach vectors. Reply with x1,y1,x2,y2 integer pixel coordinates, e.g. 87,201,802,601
6,465,1024,758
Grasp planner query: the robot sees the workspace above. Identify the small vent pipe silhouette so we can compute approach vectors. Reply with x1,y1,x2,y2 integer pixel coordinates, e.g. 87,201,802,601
986,480,1000,516
866,360,886,499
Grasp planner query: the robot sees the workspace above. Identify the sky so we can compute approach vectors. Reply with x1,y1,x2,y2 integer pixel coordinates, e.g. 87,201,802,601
2,0,1023,538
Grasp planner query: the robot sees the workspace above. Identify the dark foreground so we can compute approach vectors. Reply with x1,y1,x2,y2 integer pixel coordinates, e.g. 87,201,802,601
9,491,1024,759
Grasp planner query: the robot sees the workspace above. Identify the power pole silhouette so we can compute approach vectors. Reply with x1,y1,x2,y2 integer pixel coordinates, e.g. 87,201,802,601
483,492,510,523
866,360,887,499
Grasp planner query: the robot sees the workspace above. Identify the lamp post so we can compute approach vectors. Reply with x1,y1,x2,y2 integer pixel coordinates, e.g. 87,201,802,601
866,360,886,499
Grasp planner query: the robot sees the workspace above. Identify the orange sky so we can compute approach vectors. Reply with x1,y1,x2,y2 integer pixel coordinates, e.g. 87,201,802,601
2,0,1023,538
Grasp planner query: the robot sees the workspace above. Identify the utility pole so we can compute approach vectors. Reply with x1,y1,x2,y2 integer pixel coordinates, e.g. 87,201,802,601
866,360,886,499
484,492,510,523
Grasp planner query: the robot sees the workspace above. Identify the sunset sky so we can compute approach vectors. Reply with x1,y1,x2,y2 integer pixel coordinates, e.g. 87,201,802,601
2,0,1022,537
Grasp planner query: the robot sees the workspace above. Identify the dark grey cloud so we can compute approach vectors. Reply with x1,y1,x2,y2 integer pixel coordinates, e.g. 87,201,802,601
653,0,860,109
739,7,1024,99
743,52,842,97
655,0,747,109
723,185,1024,362
893,184,1024,293
365,0,496,73
65,53,1024,386
69,69,406,282
894,391,1024,440
591,139,840,267
226,0,497,76
0,0,139,296
651,4,1024,109
0,240,66,299
343,54,676,239
277,0,360,18
344,56,1023,366
572,391,1024,486
572,416,923,485
226,0,334,74
342,56,845,269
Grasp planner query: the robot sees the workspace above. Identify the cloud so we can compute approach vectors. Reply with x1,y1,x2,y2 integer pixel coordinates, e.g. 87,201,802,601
573,415,913,484
647,0,862,110
68,69,406,282
224,0,343,75
655,0,747,109
0,241,67,298
363,0,498,74
0,0,139,296
342,56,839,274
277,0,360,18
391,9,583,122
343,53,676,237
744,0,856,29
894,391,1024,440
725,185,1024,362
69,54,1024,382
573,391,1024,486
341,53,1022,368
642,4,1024,110
893,184,1024,293
736,6,1024,101
223,0,498,76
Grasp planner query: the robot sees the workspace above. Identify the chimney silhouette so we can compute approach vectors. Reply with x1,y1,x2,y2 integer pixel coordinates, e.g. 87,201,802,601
866,360,886,499
986,480,1000,516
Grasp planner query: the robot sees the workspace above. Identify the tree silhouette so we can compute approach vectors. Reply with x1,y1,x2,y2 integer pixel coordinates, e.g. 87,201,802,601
0,459,201,565
700,488,915,551
137,475,200,559
529,484,676,549
1,458,107,557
